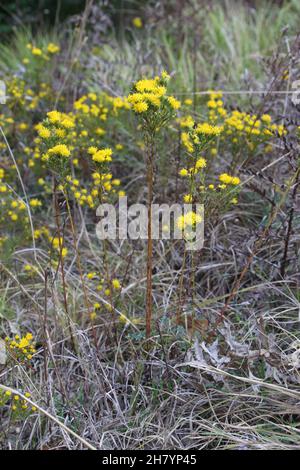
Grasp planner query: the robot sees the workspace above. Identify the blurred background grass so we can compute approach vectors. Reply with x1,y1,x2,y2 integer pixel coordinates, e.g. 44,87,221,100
1,0,299,94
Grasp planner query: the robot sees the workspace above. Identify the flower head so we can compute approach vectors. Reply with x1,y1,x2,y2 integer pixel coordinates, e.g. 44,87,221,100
132,17,143,28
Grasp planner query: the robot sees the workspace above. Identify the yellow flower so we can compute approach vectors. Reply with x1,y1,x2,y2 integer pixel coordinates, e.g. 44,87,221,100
61,247,68,258
55,128,66,138
168,96,181,110
231,176,240,185
96,127,106,136
87,272,96,279
181,132,194,152
88,146,97,155
161,70,170,81
180,115,194,128
18,123,28,131
195,157,207,169
261,114,272,124
61,117,75,129
90,312,97,321
147,95,161,107
196,123,223,135
47,110,61,123
32,47,42,56
219,173,240,185
207,100,217,108
24,264,33,272
112,278,121,289
179,168,189,177
183,194,193,203
135,79,158,93
133,101,148,113
177,211,202,230
219,173,232,184
132,17,143,28
48,144,71,158
30,198,42,208
47,43,60,54
10,213,18,221
92,148,113,163
37,125,51,139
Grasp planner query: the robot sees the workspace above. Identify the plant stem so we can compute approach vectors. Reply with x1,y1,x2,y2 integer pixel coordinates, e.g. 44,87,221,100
53,178,75,349
280,164,300,277
146,132,155,339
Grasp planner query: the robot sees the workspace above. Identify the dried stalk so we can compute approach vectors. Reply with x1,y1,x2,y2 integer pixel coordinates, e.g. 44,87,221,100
146,132,155,339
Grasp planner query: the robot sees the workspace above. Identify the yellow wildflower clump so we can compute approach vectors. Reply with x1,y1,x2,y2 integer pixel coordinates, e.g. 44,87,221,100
92,148,113,164
0,390,37,415
47,43,60,54
48,144,71,158
177,211,202,230
196,123,223,136
5,333,36,362
36,124,51,139
127,72,180,130
133,101,148,113
219,173,240,185
31,47,42,56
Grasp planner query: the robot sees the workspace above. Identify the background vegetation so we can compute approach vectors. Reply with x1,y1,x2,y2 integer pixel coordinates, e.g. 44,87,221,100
0,0,300,450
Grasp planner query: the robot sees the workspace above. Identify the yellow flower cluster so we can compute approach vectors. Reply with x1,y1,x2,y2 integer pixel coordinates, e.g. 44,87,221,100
177,211,202,230
86,274,122,319
37,111,76,174
219,173,240,185
180,115,195,129
48,144,71,158
179,156,207,178
26,42,60,61
181,122,223,154
204,91,286,139
127,72,180,116
0,390,37,414
5,333,36,362
90,147,113,163
50,236,68,259
177,90,286,166
33,226,50,240
0,186,28,224
196,123,223,136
